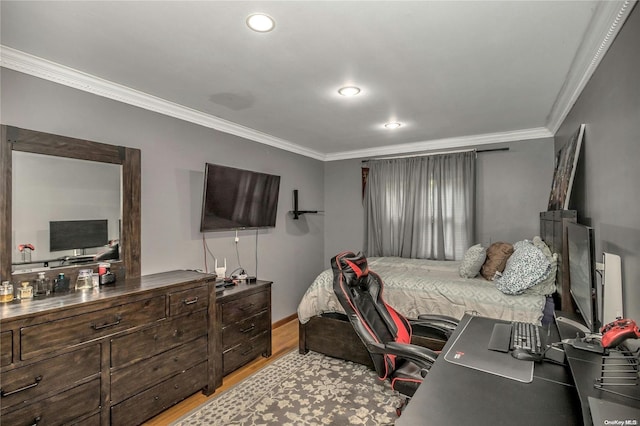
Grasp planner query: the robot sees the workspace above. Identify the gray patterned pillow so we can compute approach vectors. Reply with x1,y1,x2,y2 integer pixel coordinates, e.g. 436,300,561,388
459,244,487,278
495,240,551,295
523,237,557,296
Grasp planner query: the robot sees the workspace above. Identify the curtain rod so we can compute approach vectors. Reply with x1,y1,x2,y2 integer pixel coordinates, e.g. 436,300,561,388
360,147,509,163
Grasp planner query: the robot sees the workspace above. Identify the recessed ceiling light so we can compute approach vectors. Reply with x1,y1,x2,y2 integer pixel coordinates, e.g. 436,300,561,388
384,122,402,129
246,13,275,32
338,86,361,97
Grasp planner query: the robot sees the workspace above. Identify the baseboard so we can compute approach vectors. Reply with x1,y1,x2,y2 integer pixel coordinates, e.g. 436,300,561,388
273,313,298,330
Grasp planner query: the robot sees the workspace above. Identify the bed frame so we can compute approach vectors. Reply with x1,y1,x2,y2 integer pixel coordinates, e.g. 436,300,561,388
298,313,447,367
299,220,572,366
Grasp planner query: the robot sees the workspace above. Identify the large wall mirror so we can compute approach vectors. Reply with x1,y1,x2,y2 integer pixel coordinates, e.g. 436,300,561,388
1,125,141,282
12,152,121,268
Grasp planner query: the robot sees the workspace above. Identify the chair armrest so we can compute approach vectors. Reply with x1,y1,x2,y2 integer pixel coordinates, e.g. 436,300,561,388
365,341,438,370
410,315,459,340
416,314,459,326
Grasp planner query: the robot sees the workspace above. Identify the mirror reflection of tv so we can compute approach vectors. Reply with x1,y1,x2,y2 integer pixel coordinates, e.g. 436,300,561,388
50,219,109,252
200,163,281,232
567,222,600,332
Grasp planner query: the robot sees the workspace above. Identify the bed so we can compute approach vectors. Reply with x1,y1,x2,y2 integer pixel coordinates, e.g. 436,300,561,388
298,237,558,366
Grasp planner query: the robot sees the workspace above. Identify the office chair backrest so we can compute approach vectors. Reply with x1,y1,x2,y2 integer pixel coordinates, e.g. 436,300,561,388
331,251,412,381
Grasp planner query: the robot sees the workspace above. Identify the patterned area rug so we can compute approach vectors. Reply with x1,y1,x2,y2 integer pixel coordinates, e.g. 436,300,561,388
171,350,403,425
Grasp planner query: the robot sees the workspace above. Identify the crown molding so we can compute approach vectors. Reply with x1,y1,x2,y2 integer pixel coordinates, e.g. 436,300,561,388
0,47,555,162
546,0,636,134
0,45,326,161
325,127,553,162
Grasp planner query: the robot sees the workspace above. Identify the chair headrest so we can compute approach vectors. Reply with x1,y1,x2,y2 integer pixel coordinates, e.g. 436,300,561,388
332,251,369,285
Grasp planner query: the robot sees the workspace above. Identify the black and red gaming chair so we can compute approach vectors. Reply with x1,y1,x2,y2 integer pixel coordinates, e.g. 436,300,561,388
331,251,458,399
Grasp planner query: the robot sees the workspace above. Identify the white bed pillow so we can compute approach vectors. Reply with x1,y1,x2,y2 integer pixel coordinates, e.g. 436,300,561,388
495,240,551,295
458,244,487,278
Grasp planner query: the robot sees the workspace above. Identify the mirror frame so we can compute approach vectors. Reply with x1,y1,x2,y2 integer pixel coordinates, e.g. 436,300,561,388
1,125,141,281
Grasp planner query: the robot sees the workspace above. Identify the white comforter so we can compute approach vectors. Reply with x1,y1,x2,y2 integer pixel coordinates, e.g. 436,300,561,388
297,257,548,325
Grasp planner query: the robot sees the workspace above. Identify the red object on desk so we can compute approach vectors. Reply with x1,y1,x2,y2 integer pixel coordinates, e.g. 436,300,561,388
600,318,640,348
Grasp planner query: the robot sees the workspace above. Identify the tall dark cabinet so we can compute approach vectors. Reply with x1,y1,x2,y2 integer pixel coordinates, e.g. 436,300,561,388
540,210,577,312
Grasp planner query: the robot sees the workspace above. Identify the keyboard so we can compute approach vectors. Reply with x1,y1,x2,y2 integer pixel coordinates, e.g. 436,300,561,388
512,321,543,354
488,321,546,360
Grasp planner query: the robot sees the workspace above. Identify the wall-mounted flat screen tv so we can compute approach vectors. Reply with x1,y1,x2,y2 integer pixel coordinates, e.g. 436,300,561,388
200,163,281,232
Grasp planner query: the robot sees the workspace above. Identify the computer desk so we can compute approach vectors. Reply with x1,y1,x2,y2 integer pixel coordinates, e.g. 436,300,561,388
396,314,580,426
555,315,640,426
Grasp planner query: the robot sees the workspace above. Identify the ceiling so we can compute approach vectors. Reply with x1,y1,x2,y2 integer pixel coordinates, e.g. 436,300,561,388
0,1,633,161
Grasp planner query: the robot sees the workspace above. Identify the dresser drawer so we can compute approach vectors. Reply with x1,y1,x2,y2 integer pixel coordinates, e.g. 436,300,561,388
21,296,166,360
1,331,12,367
111,310,207,368
169,285,209,317
223,310,270,351
0,345,100,411
111,335,207,404
221,290,269,325
223,331,269,375
110,362,207,426
1,378,100,426
74,412,101,426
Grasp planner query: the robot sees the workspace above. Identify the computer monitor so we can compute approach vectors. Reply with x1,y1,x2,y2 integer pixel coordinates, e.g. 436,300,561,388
567,222,599,332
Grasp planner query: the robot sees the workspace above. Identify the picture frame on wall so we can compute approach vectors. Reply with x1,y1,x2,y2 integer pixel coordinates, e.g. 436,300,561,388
548,124,586,211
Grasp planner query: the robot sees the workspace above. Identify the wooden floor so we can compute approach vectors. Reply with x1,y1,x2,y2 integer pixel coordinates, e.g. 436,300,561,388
143,317,299,425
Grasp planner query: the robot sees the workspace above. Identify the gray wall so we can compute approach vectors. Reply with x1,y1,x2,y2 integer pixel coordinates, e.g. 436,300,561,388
323,158,365,267
476,139,555,246
323,138,555,264
1,69,325,323
554,4,640,323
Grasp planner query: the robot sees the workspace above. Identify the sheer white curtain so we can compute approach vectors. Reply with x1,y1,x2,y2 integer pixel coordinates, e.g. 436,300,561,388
364,151,475,260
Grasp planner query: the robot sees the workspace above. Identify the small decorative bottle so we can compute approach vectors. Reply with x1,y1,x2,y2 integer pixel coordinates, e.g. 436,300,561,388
0,281,14,303
75,269,94,290
34,272,51,297
18,281,33,299
53,273,70,293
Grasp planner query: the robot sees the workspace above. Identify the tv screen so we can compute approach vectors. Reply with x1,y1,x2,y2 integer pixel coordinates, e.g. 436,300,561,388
50,219,109,252
200,163,281,231
567,222,599,332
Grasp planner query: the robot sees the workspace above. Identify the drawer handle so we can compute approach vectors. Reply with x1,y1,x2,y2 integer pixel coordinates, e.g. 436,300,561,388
1,375,43,397
182,296,199,305
31,416,42,426
240,324,256,334
239,303,255,311
91,314,122,330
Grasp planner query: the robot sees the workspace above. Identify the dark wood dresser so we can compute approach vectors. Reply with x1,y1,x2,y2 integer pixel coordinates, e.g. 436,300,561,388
0,270,217,426
214,281,272,382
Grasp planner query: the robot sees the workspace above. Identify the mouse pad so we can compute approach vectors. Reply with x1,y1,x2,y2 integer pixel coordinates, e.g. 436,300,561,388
444,316,534,383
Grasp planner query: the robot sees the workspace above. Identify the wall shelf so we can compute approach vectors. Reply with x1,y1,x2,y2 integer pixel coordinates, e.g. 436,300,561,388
289,189,321,220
